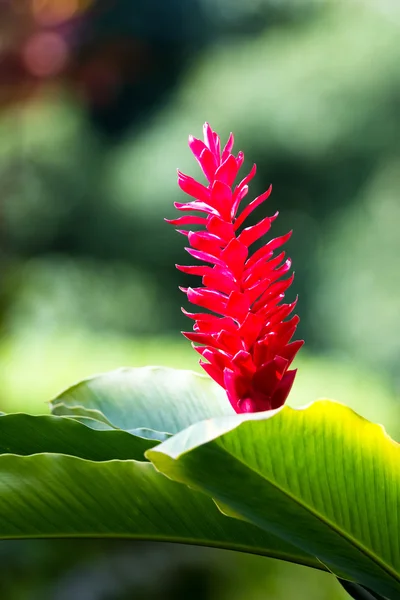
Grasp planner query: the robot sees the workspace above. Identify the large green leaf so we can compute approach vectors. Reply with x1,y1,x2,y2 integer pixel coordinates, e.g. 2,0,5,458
0,452,320,570
50,367,233,433
148,400,400,599
0,414,157,460
47,403,171,444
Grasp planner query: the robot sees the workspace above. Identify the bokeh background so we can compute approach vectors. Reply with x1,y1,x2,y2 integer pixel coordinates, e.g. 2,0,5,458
0,0,399,598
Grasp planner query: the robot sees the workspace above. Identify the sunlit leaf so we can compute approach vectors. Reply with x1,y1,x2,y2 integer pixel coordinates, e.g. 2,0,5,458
50,367,233,434
148,400,400,599
0,413,157,461
0,451,320,572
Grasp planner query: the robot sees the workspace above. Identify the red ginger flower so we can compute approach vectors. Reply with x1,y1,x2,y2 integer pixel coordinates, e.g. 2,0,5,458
167,123,304,414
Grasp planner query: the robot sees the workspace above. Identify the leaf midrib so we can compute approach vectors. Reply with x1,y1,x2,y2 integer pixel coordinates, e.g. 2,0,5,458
211,441,400,589
0,528,322,567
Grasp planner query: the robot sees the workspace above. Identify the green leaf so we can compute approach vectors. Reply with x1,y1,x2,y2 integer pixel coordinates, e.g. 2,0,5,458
50,405,171,443
148,400,400,599
50,404,117,429
0,452,320,571
0,414,157,461
50,367,233,434
337,578,387,600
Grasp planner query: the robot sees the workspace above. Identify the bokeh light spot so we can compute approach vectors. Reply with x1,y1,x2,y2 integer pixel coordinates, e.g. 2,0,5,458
31,0,91,25
23,33,69,77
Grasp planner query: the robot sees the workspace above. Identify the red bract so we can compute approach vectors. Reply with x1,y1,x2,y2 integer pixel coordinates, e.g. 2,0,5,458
167,123,304,413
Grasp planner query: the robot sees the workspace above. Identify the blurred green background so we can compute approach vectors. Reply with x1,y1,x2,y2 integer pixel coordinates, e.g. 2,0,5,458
0,0,399,598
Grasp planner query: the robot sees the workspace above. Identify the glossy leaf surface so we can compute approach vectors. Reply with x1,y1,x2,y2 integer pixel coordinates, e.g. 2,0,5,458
0,451,319,571
0,413,162,460
50,367,233,434
148,400,400,599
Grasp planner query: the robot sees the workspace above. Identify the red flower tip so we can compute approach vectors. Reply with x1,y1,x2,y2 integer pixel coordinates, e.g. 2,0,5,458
167,123,303,413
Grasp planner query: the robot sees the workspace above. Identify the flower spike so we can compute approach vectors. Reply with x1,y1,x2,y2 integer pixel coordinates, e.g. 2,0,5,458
167,123,303,413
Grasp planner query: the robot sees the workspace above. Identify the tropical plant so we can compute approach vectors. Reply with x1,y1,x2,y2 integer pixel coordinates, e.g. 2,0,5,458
1,124,396,600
